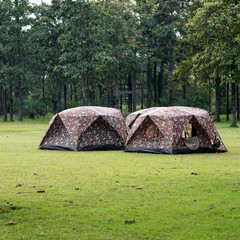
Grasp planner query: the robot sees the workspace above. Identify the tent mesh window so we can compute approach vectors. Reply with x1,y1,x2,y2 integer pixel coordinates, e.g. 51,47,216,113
181,117,212,150
182,123,197,139
182,123,199,151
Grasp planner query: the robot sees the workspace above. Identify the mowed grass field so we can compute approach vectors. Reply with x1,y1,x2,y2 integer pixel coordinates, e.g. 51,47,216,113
0,117,240,239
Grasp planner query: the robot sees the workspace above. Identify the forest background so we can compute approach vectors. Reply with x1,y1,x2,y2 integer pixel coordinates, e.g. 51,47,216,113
0,0,240,126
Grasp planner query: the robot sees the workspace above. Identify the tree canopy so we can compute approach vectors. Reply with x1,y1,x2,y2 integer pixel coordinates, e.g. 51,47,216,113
0,0,239,126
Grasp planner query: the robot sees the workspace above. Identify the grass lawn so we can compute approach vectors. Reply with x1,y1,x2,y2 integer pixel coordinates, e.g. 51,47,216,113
0,117,240,239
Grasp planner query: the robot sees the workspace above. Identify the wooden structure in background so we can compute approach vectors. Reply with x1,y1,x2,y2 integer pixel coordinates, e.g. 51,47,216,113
119,76,148,113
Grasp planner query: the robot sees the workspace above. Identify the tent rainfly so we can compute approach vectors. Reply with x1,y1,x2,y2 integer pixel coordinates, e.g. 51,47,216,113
39,106,127,151
125,106,227,154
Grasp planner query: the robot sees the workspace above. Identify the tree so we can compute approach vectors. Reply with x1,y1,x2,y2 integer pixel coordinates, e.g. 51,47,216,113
186,0,240,126
152,0,187,105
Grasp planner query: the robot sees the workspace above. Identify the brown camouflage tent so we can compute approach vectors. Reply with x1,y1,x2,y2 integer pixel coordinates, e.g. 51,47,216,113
125,107,227,154
39,106,127,151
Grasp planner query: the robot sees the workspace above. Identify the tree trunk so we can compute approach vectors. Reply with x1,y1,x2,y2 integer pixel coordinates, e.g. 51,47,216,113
15,0,22,121
183,85,186,100
215,75,221,122
107,93,110,107
70,84,73,102
64,84,67,109
0,85,3,116
52,84,57,114
169,59,174,106
153,61,157,103
226,81,229,121
9,82,13,121
57,82,62,113
86,73,90,106
106,77,110,107
82,74,86,106
73,81,78,105
147,61,152,108
86,3,90,106
208,78,212,113
231,82,237,126
120,94,123,111
157,68,163,105
42,76,47,115
90,82,95,106
3,88,7,122
128,75,132,112
18,78,22,121
98,84,104,101
111,86,114,108
237,85,239,121
114,65,119,109
132,72,137,112
42,76,45,100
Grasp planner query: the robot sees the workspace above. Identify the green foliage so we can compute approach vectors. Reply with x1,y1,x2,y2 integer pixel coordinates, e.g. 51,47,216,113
0,0,239,117
186,0,240,83
22,97,46,118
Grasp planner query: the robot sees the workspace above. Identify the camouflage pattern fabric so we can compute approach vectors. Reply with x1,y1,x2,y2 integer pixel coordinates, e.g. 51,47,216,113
39,106,127,151
125,106,227,154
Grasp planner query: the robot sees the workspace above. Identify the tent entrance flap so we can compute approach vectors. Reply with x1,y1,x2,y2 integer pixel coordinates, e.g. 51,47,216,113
129,114,141,129
77,116,123,151
177,116,212,151
128,115,163,147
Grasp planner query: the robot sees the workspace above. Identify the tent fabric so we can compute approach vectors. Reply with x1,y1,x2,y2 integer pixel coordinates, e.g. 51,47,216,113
125,106,227,154
39,106,127,151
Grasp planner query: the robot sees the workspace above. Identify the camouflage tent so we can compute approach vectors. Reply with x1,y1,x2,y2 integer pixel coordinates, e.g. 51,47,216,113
39,106,127,151
125,107,227,154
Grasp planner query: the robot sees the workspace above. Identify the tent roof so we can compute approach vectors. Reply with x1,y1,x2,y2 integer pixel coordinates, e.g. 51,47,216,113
40,106,126,147
125,107,216,149
126,106,209,126
59,106,122,118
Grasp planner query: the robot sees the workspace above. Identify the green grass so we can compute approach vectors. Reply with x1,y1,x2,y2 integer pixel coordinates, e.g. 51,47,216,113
0,117,240,239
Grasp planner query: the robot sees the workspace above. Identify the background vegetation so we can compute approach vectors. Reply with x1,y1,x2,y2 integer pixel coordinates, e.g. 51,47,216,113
0,0,240,126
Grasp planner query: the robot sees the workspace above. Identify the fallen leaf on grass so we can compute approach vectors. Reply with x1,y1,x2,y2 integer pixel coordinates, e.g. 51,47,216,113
5,222,16,226
16,192,21,194
124,220,136,225
37,190,45,193
135,188,143,190
33,173,39,176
